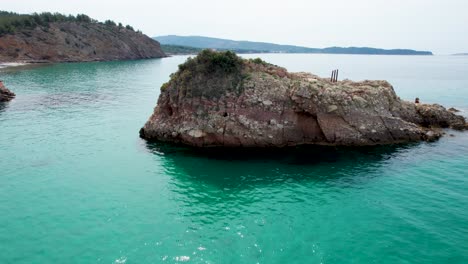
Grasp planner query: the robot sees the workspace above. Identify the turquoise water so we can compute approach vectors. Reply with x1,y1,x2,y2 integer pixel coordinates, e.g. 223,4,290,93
1,55,467,263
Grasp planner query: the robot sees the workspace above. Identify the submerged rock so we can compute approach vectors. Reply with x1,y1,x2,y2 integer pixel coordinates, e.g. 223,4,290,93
140,50,467,147
0,81,15,102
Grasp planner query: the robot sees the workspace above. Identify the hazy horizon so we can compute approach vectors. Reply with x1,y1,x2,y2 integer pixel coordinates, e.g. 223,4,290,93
2,0,467,55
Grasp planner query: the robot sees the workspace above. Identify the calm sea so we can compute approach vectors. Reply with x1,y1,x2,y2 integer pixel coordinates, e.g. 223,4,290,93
1,54,467,263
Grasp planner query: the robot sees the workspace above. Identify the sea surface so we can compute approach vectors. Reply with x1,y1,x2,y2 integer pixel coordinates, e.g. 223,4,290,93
1,54,467,263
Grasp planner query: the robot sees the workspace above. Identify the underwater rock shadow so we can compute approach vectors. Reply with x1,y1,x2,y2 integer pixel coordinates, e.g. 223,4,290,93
143,142,423,221
144,142,418,191
0,101,10,115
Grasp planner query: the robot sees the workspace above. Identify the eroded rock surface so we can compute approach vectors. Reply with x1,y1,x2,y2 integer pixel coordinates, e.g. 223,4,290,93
0,81,15,102
140,51,466,147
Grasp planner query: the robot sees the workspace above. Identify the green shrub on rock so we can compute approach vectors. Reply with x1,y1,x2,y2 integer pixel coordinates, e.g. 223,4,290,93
250,57,267,65
165,50,245,98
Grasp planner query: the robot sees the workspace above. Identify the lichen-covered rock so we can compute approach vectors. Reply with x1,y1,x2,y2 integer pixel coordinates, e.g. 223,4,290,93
140,50,467,147
0,81,15,102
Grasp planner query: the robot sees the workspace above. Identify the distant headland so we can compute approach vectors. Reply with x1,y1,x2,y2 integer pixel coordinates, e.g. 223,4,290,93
0,11,166,63
155,35,433,56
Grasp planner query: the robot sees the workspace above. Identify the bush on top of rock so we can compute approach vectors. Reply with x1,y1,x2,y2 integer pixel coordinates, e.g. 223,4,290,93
178,49,243,74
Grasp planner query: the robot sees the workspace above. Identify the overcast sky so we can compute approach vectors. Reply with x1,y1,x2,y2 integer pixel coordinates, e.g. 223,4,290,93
2,0,467,54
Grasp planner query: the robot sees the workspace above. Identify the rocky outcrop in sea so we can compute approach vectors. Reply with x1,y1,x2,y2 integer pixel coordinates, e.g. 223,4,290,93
140,50,466,147
0,81,15,102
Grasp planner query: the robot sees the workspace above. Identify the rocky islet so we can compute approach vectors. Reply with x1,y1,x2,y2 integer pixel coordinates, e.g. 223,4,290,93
140,50,467,147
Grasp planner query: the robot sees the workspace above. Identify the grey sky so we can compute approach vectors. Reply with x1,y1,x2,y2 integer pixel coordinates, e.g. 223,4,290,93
2,0,467,54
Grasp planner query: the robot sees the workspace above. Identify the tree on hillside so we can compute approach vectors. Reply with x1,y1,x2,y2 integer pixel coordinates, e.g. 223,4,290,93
76,14,92,23
104,20,116,26
0,11,135,36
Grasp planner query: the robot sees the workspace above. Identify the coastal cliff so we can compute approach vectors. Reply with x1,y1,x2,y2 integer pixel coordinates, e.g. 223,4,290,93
0,12,165,62
140,50,466,147
0,81,15,102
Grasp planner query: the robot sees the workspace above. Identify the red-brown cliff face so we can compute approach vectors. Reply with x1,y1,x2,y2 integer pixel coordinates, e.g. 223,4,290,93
140,51,466,147
0,22,165,63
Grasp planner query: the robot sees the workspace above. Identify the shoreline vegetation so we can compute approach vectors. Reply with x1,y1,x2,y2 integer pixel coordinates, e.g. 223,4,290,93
0,11,138,36
155,35,434,56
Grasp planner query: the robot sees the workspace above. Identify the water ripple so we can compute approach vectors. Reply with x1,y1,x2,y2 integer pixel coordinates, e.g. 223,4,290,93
1,56,468,263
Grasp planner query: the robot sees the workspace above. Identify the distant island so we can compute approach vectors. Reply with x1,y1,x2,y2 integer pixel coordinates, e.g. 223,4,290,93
453,53,468,56
154,35,433,56
0,11,165,63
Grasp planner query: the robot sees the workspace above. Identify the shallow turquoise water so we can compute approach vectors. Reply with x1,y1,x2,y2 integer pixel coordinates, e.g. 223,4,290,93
1,55,467,263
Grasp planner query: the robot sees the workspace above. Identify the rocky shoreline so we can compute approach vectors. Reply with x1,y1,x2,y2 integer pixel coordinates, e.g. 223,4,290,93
140,50,467,147
0,62,29,69
0,80,15,102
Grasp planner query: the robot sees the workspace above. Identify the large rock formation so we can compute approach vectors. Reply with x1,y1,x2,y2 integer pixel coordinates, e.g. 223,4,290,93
0,22,165,63
140,50,466,147
0,80,15,102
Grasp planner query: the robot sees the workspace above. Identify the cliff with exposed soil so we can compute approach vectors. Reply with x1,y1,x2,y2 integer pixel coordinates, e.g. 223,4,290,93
140,51,466,147
0,22,165,62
